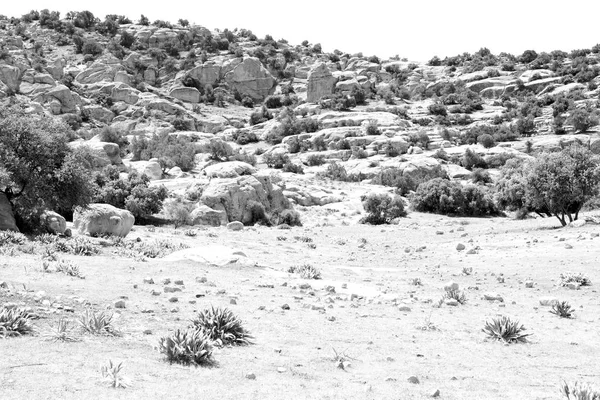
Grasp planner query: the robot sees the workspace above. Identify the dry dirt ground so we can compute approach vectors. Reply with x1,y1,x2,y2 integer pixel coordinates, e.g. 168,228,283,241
1,208,600,400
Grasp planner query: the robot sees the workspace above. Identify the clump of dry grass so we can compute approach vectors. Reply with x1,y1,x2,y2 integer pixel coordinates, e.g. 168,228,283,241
561,380,600,399
559,272,591,287
159,329,215,366
482,316,531,344
190,306,253,346
78,309,119,336
43,318,79,342
0,307,34,337
288,264,322,280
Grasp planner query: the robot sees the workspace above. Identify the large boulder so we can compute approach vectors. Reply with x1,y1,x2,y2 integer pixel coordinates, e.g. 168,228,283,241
112,87,139,105
200,173,291,224
0,64,21,93
127,160,163,180
0,193,18,232
40,211,66,235
75,61,123,84
187,63,222,87
44,84,77,114
69,141,123,169
169,86,201,103
224,57,276,101
307,63,337,103
190,204,227,226
73,204,135,237
203,161,257,178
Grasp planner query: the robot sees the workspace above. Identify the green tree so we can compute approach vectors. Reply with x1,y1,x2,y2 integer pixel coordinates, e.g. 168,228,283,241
360,193,407,224
0,105,95,231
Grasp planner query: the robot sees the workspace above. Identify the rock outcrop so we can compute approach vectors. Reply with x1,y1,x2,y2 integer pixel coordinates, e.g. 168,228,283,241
203,161,257,178
190,204,227,226
73,204,135,237
307,63,337,103
224,57,276,101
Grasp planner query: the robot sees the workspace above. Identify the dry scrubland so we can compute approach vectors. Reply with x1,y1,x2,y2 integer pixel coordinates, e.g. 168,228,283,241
1,9,600,400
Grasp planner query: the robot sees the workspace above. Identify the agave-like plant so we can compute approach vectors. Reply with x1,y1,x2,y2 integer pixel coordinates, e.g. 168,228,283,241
444,288,467,304
0,307,34,337
288,264,322,280
559,272,592,287
482,316,531,344
159,329,215,366
561,380,600,400
101,360,128,388
190,306,253,346
44,318,79,342
78,309,118,336
550,301,575,319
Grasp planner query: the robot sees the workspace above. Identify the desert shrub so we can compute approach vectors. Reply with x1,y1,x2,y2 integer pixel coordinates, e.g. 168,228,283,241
559,272,591,287
408,131,431,149
282,162,304,174
0,105,96,232
322,161,348,181
561,381,600,400
0,231,27,246
278,209,302,226
484,153,516,168
365,120,380,135
444,288,467,304
462,149,488,170
428,103,447,116
159,329,215,366
319,93,356,111
264,95,283,109
263,152,290,169
360,193,407,224
206,139,233,162
232,130,258,145
482,316,530,344
130,133,196,171
229,150,257,166
471,168,492,184
162,198,192,228
288,263,321,279
477,133,496,148
0,307,34,337
190,306,253,346
412,178,498,216
245,200,269,225
306,154,326,166
78,309,118,335
241,96,254,108
94,167,168,220
515,116,536,136
98,126,129,155
249,106,273,126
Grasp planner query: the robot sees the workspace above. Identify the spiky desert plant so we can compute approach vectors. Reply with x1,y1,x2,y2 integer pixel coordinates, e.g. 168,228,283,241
0,307,34,337
562,380,600,400
444,288,467,304
159,328,215,366
44,318,79,342
55,260,85,279
288,264,322,280
190,306,253,346
78,309,118,336
410,277,422,286
551,301,575,319
559,272,591,287
101,360,128,388
482,316,531,344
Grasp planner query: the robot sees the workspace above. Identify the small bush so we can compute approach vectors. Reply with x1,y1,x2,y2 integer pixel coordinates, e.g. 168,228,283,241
360,193,407,225
306,154,326,166
471,168,492,184
477,133,496,148
462,148,488,170
278,210,302,226
365,120,380,135
159,328,215,366
482,316,531,344
282,162,304,174
561,381,600,400
428,103,448,116
263,152,290,169
0,307,34,337
444,288,467,304
190,306,253,346
264,95,283,109
559,272,591,287
322,161,348,181
162,199,192,228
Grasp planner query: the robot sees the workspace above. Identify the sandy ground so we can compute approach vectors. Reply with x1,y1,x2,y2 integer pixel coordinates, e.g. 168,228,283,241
1,209,600,400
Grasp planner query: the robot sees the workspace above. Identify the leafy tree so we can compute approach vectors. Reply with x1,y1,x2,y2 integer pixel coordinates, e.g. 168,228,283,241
570,108,599,133
412,178,498,216
0,105,95,231
524,145,600,226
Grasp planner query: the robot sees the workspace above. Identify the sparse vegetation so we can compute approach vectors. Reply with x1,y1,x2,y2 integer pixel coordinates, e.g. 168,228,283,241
482,316,531,344
159,328,215,366
190,306,253,346
0,307,34,337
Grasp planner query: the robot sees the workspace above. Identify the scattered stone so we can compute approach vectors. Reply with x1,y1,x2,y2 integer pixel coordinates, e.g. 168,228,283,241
162,278,171,285
341,283,348,289
431,389,441,398
174,280,184,285
483,293,504,302
566,282,581,290
281,304,290,310
539,297,558,306
327,316,336,322
0,281,8,289
168,296,178,303
150,290,161,296
143,277,154,284
565,243,573,249
407,376,420,384
164,286,182,293
277,367,287,373
456,243,466,251
227,221,244,231
525,281,534,288
385,377,397,382
245,373,256,380
445,299,459,307
466,248,478,255
398,306,411,312
196,276,207,283
325,286,336,293
230,298,237,305
114,300,126,309
143,329,152,335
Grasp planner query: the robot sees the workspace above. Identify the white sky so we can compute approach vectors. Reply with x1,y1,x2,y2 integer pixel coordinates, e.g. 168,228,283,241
3,0,600,62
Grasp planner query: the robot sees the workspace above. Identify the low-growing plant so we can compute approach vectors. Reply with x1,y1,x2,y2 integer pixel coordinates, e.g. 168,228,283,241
561,380,600,400
0,231,27,246
278,210,302,227
306,154,326,166
0,307,34,337
190,307,253,346
101,360,128,388
78,309,118,336
288,263,322,279
550,301,575,319
159,328,215,366
44,318,79,342
482,316,531,344
559,272,591,287
444,288,467,304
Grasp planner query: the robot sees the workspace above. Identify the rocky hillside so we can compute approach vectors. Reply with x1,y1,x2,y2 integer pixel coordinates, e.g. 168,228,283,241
1,10,600,231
